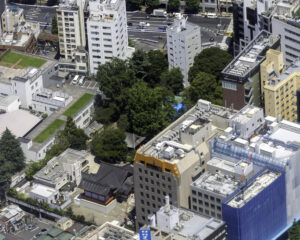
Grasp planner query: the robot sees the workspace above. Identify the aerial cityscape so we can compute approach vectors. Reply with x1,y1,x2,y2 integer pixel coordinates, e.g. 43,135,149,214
0,0,299,239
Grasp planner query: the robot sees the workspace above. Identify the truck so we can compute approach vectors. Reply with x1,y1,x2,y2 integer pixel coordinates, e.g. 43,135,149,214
152,9,167,17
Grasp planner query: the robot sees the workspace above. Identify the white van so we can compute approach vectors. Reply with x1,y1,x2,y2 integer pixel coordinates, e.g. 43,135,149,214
79,76,85,86
72,75,79,85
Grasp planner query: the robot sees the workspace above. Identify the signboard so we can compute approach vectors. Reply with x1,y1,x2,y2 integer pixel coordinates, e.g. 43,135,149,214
139,229,151,240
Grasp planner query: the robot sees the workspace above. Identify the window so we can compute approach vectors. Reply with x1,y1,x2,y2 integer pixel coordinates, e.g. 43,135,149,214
222,80,237,90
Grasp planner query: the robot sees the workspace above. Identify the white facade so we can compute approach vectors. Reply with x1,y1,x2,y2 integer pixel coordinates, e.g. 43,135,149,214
87,0,128,75
272,17,300,64
30,184,59,204
0,95,20,112
167,14,201,86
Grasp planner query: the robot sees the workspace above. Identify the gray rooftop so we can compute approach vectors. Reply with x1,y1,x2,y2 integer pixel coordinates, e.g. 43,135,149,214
222,31,280,79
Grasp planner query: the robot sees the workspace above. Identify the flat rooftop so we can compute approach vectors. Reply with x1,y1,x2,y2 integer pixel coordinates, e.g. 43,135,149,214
191,169,239,196
222,31,279,79
30,184,57,198
230,105,262,125
138,99,236,165
227,170,279,208
0,109,41,137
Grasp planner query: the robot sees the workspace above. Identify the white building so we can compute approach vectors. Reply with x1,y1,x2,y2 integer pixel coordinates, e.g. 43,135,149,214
167,13,201,86
87,0,129,75
0,95,20,113
30,184,59,204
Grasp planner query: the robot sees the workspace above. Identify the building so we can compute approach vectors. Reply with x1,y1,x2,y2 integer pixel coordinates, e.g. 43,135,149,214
0,95,20,113
221,30,280,110
222,168,286,240
0,205,25,233
30,184,59,204
87,0,129,75
211,112,300,230
134,99,237,228
33,148,89,190
146,196,227,240
190,157,253,219
166,13,201,86
272,16,300,64
77,163,133,213
75,221,138,240
57,0,88,75
0,6,40,53
262,54,300,122
260,49,285,102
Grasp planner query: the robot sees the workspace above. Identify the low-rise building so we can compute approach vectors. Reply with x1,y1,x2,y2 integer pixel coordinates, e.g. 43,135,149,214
33,148,89,190
30,184,59,204
0,205,25,233
146,196,227,240
190,157,253,219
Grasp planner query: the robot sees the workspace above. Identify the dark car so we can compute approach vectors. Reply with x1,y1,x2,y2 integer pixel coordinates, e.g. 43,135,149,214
127,22,133,26
209,37,215,42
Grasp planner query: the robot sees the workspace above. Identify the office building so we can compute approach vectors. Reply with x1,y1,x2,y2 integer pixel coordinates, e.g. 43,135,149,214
167,13,201,86
190,157,253,219
33,148,88,190
57,0,88,75
146,196,227,240
87,0,129,75
134,99,237,228
222,168,286,240
262,53,300,122
222,30,280,110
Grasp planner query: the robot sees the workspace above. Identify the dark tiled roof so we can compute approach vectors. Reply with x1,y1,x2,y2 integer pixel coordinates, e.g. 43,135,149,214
78,163,133,197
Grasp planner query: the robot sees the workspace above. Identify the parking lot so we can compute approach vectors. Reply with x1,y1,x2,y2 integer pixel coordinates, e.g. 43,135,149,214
14,218,54,240
82,81,99,91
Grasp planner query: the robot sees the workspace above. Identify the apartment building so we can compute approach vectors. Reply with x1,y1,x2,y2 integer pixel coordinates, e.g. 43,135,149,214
190,157,253,219
57,0,88,75
87,0,128,75
263,58,300,122
134,99,237,228
166,13,201,86
221,30,280,110
1,5,25,32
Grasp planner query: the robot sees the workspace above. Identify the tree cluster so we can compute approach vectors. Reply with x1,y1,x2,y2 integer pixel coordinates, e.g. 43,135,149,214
95,49,183,139
51,17,58,35
290,219,300,240
183,47,233,107
0,129,25,196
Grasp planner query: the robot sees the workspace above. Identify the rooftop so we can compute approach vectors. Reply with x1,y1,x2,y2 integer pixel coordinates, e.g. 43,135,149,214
167,14,200,36
30,184,58,198
0,109,41,137
227,170,280,208
34,148,88,183
222,31,279,80
138,99,236,166
0,95,19,108
152,201,225,239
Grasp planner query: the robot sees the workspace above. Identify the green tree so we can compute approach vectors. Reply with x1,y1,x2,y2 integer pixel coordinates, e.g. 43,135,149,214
167,0,180,12
91,129,128,163
185,0,200,14
60,117,88,150
160,68,184,95
188,47,233,82
146,50,168,87
0,128,25,172
51,16,58,35
290,219,300,240
126,0,142,10
47,0,58,6
126,82,174,137
145,0,160,8
183,72,222,107
130,49,151,80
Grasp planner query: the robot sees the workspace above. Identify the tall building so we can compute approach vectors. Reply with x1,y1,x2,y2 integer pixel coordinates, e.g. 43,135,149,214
263,57,300,122
57,0,88,75
222,168,287,240
87,0,129,75
190,157,253,219
221,30,280,110
1,5,25,32
145,196,227,240
134,99,236,228
166,13,201,87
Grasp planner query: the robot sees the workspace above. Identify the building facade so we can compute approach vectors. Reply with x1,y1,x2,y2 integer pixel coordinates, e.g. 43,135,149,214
167,13,201,87
87,0,128,75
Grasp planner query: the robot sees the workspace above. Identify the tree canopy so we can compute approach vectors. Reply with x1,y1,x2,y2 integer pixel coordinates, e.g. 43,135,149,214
51,16,58,35
188,47,233,82
167,0,180,12
161,68,184,95
185,0,200,14
290,219,300,240
91,129,128,163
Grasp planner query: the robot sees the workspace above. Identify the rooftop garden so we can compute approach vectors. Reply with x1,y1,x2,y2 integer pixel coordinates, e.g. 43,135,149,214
63,93,94,117
0,51,46,68
33,119,65,143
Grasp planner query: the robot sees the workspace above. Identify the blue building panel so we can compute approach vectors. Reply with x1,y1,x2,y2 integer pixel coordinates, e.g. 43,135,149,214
222,169,287,240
